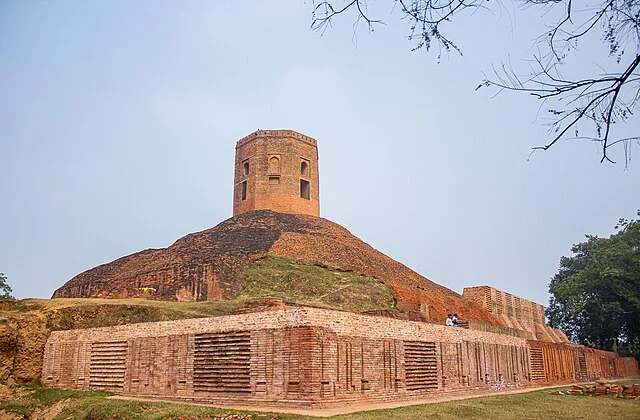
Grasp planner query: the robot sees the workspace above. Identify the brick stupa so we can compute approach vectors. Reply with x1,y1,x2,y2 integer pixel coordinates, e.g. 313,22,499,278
53,130,524,326
44,130,639,410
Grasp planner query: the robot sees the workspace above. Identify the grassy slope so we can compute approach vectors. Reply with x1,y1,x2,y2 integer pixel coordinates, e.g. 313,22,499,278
237,256,397,312
1,383,639,420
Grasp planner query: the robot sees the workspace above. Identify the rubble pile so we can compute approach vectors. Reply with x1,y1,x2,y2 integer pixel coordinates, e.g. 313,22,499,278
167,415,278,420
569,379,640,399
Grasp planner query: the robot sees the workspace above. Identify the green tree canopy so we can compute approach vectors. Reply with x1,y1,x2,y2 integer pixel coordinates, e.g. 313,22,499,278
547,211,640,357
0,273,15,301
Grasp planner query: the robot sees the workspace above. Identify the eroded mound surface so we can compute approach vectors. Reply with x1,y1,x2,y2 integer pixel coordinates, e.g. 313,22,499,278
0,298,244,383
53,210,496,324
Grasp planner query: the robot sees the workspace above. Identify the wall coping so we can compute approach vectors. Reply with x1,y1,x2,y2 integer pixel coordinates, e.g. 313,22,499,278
236,130,317,149
48,306,528,347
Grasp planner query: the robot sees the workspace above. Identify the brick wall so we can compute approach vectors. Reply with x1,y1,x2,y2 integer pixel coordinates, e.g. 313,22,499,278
462,286,568,343
43,307,638,409
43,307,536,407
233,130,320,217
526,340,639,384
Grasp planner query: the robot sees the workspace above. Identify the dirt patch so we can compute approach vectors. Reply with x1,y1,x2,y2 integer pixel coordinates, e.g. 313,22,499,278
0,383,34,401
30,399,71,420
0,410,22,420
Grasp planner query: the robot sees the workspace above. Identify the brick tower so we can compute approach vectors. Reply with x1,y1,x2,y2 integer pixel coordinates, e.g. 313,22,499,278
233,129,320,217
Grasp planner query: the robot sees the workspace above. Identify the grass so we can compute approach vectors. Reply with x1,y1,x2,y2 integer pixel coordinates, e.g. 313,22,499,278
0,385,111,418
2,382,639,419
0,385,274,419
327,388,640,420
238,256,397,312
3,297,245,319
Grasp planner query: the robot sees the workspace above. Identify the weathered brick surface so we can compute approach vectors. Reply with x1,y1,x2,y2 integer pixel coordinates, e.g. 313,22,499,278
42,308,529,407
526,340,639,384
53,210,497,324
265,214,498,323
51,211,284,301
462,286,568,343
233,130,319,217
42,307,638,408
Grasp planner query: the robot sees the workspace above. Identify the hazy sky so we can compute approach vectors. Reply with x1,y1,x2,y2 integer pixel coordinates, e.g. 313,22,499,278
1,1,638,306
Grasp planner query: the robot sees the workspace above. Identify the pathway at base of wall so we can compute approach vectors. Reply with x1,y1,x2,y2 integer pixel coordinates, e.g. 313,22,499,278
107,382,599,417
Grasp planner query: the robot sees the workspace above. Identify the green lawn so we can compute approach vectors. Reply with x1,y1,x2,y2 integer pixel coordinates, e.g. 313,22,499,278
328,387,640,420
1,382,639,420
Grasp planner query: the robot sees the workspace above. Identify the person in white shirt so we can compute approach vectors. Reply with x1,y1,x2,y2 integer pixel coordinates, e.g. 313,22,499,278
445,314,454,326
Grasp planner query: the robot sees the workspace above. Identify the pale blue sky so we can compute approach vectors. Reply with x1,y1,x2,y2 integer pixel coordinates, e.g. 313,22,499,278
1,1,638,306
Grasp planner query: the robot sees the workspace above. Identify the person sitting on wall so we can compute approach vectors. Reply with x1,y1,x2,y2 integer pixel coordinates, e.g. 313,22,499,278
452,314,460,327
446,314,454,326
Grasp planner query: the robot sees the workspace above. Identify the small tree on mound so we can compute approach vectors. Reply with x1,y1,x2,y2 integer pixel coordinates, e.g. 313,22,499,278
0,273,15,300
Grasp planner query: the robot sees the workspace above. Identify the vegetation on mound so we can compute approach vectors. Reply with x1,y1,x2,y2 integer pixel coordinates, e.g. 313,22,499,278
237,256,397,312
1,382,640,419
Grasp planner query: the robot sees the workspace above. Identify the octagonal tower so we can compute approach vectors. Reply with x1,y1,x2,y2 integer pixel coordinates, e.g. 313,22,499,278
233,129,319,217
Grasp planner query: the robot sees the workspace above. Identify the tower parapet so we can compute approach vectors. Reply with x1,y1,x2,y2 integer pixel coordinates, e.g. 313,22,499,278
233,130,320,217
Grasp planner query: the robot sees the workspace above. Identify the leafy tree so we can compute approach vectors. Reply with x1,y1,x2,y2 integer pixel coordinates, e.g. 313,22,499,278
0,273,15,301
547,211,640,357
310,0,640,164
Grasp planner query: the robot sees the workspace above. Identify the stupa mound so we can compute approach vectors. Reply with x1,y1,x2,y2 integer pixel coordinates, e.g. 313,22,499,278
53,210,496,324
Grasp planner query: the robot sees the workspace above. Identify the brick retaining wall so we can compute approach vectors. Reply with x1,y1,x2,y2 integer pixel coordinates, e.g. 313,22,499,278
42,307,639,409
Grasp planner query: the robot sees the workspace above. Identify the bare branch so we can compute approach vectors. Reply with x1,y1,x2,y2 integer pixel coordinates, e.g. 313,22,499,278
310,0,640,164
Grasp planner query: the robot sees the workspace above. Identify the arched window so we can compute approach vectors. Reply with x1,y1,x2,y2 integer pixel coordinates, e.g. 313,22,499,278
241,181,247,200
301,160,308,176
242,161,249,176
269,156,280,173
300,179,310,200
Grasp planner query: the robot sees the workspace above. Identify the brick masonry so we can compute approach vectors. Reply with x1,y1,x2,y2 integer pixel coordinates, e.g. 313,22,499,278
233,130,320,217
463,286,569,343
45,130,640,409
42,307,639,409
